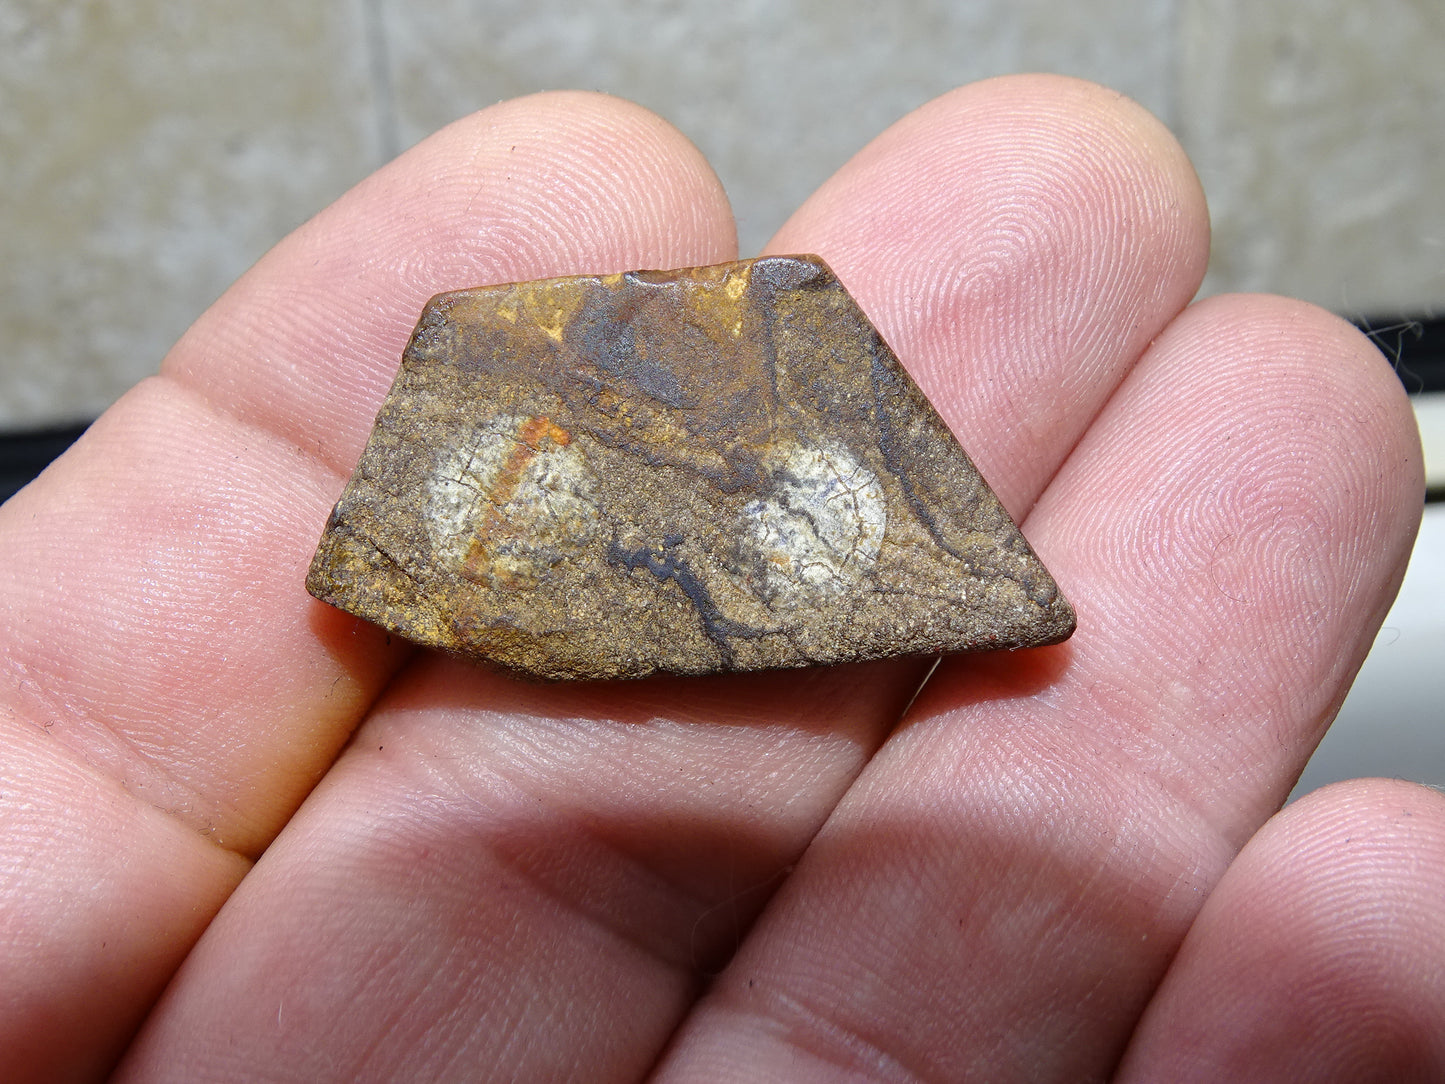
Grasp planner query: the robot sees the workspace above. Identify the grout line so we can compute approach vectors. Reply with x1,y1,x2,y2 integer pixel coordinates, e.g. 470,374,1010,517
361,0,401,164
1161,0,1182,133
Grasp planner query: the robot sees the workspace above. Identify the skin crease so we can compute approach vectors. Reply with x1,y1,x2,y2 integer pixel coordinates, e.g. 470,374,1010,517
0,76,1436,1082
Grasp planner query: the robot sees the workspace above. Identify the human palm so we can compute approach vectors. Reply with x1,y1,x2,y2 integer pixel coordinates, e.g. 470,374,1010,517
3,75,1440,1082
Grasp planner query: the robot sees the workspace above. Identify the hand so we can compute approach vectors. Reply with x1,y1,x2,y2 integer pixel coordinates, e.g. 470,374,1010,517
2,75,1438,1083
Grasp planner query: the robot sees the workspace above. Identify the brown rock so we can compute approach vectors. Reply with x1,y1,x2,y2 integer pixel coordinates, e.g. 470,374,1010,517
307,255,1075,680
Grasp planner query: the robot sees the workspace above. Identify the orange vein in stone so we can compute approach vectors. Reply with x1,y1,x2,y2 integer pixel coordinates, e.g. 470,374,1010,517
464,416,570,580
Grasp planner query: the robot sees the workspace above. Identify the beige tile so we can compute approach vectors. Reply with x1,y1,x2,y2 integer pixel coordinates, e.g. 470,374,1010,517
18,1,1438,429
379,0,1173,259
1179,0,1445,314
0,1,378,427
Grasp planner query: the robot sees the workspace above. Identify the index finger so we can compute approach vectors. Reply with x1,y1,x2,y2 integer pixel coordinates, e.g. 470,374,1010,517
0,92,735,1081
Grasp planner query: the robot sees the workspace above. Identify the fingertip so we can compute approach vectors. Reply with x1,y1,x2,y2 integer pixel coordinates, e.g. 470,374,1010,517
1119,777,1445,1082
764,74,1210,515
769,72,1209,286
166,90,736,476
1185,290,1418,388
377,90,738,279
1019,289,1424,839
1273,776,1445,885
1130,291,1425,551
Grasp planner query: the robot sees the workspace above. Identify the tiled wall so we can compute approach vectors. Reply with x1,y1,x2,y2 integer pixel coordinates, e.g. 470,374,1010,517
3,0,1441,427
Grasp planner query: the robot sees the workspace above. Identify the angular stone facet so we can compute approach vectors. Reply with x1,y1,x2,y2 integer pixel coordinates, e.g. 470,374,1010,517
307,255,1074,680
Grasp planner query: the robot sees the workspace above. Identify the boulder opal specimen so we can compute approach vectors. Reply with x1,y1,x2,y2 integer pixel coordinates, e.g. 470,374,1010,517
307,254,1075,680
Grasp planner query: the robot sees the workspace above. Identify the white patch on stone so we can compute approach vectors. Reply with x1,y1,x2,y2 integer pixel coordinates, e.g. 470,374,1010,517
425,413,596,589
738,438,885,607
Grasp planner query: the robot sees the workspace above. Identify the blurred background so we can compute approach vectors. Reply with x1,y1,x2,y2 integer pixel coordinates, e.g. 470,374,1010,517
2,0,1441,798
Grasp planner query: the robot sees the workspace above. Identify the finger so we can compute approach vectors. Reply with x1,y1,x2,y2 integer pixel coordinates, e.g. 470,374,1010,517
120,659,925,1084
4,91,734,853
1116,778,1445,1083
655,298,1423,1082
768,73,1208,518
114,76,1209,1083
0,92,735,1083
